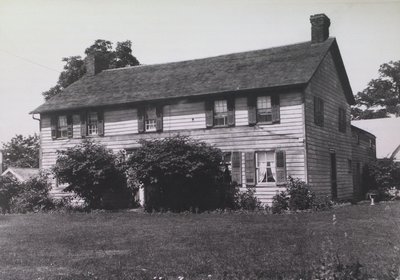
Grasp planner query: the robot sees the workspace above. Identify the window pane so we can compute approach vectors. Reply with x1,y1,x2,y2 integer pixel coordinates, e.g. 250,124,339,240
87,112,98,135
257,96,271,109
214,100,227,113
256,151,276,183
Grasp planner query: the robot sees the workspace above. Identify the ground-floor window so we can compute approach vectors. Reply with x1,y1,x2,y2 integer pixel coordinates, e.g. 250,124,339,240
255,151,276,184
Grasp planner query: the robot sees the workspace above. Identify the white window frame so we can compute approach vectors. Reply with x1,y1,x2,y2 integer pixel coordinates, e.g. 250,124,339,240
87,112,99,136
256,96,272,123
214,100,228,127
57,115,68,138
145,106,157,132
255,151,276,185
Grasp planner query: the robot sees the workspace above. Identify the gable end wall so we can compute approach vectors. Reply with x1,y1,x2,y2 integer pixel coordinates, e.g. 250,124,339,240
304,50,353,200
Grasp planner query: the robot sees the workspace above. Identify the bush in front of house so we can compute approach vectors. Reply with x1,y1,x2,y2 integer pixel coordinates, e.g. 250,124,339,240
0,176,21,213
271,177,332,213
362,159,400,201
234,187,264,211
127,136,234,212
9,172,55,213
52,139,134,210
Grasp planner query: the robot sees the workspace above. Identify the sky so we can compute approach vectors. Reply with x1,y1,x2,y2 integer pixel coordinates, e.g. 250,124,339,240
0,0,399,144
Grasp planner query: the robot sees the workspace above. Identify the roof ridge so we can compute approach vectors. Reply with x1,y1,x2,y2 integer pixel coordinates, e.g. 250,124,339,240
103,39,323,73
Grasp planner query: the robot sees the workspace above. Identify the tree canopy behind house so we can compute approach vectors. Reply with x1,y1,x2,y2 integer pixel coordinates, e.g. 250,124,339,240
1,134,39,169
42,40,140,100
352,60,400,119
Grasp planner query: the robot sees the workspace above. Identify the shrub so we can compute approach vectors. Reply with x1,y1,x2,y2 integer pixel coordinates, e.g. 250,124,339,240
287,177,315,211
0,176,21,213
52,139,133,209
10,172,54,213
271,191,288,214
127,136,233,212
234,188,263,211
271,177,331,213
363,159,400,200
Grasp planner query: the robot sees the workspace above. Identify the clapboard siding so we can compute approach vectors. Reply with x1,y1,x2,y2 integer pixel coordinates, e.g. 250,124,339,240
104,108,138,136
304,51,353,199
351,127,376,199
40,90,307,203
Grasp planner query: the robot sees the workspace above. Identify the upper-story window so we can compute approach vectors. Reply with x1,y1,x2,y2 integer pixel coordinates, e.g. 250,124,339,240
87,112,99,136
214,100,228,126
205,98,235,128
145,106,157,132
248,94,280,126
257,96,272,123
57,115,68,138
80,111,104,137
314,96,324,127
51,115,73,139
138,105,163,133
338,107,346,133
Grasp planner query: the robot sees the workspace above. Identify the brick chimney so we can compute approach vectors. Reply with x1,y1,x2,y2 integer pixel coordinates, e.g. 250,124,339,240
85,54,102,76
310,14,331,43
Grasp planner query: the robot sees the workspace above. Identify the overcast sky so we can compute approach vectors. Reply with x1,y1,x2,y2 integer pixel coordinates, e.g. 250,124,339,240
0,0,399,144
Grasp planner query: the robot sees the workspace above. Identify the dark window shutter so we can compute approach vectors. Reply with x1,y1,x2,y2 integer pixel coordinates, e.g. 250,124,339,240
314,96,324,126
205,99,214,128
50,116,57,140
97,111,104,136
272,95,280,123
247,96,257,126
276,150,286,185
80,113,87,138
245,152,255,186
231,151,241,184
227,98,235,127
156,105,163,132
137,107,145,133
67,115,73,138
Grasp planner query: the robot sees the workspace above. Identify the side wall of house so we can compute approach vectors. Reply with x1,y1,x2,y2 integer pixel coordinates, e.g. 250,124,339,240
351,128,376,199
41,91,306,203
304,51,354,200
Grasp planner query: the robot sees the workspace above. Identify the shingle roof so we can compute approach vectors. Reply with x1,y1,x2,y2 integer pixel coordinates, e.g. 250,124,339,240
31,37,353,114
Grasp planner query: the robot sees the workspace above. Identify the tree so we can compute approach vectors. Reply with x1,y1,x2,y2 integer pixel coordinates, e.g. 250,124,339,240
2,134,40,169
52,139,133,209
127,136,233,212
352,60,400,119
42,40,140,100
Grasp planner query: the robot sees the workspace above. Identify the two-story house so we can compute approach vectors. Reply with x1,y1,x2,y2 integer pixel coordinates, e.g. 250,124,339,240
31,14,375,204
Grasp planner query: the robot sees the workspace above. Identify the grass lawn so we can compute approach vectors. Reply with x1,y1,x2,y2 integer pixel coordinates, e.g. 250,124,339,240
0,202,399,280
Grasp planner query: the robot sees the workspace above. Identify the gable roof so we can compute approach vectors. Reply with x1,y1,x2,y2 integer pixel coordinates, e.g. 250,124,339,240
31,37,354,114
1,167,39,182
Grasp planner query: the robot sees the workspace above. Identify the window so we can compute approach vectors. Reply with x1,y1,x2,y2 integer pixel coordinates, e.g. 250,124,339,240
314,96,324,126
51,115,72,139
339,108,346,132
87,112,99,136
257,96,272,123
138,105,163,133
369,138,376,149
214,100,228,126
348,159,352,173
80,111,104,137
145,106,157,132
57,115,68,138
255,151,276,184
